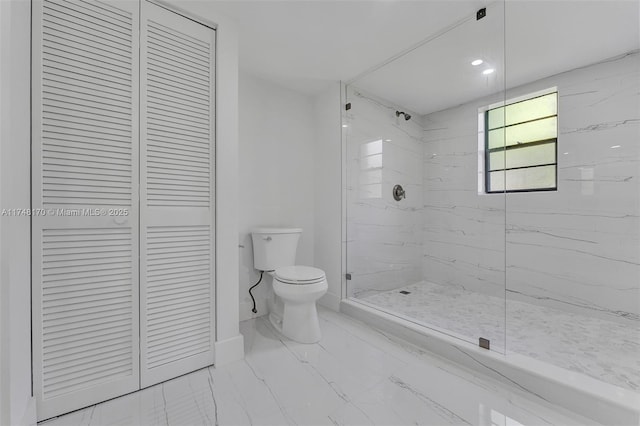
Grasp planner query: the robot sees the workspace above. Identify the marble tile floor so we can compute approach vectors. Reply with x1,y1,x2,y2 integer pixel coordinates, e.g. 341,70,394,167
41,307,596,426
360,281,640,392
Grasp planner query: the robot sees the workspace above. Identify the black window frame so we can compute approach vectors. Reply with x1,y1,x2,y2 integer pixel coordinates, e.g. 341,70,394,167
484,92,559,194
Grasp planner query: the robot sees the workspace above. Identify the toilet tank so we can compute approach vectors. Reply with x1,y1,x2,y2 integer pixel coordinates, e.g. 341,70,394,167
251,228,302,271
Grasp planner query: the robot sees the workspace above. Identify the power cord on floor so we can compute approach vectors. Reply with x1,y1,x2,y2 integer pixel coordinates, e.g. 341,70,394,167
248,271,264,314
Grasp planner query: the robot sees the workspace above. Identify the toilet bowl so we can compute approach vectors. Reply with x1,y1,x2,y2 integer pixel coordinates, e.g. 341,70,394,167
269,266,327,343
251,228,328,343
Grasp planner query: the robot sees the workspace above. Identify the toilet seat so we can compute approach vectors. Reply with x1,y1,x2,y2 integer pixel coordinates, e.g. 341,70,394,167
275,265,325,285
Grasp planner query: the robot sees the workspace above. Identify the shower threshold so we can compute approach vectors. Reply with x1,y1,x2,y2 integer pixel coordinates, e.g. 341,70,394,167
340,297,640,426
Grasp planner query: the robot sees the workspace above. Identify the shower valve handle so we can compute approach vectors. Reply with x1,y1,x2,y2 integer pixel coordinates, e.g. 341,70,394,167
393,184,406,201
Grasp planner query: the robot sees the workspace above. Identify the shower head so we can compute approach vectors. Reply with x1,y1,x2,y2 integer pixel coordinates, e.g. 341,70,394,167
395,111,411,121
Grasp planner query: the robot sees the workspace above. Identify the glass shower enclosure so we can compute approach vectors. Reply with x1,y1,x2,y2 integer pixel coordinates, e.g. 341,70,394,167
343,0,640,395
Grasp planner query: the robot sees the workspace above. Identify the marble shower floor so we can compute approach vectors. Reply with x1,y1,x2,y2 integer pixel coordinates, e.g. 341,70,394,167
359,281,640,392
40,308,594,426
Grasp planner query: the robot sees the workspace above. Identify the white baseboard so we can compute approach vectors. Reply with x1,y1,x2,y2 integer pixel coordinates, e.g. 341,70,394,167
214,334,244,366
318,291,341,312
21,396,36,426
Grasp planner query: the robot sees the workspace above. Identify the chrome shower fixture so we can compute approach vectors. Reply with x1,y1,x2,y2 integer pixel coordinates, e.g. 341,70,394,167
395,111,411,121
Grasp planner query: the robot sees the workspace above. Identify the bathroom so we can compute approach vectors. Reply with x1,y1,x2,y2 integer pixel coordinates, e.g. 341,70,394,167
0,0,638,424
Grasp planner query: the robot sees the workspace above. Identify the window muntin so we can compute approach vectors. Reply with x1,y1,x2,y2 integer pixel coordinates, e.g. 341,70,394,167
485,91,558,193
487,116,557,149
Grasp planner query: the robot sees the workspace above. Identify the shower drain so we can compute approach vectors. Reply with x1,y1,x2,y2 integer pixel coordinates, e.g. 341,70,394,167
399,290,411,295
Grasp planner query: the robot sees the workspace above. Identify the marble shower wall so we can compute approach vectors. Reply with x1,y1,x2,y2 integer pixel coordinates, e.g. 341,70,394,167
504,51,640,323
422,51,640,323
345,87,424,298
422,93,507,300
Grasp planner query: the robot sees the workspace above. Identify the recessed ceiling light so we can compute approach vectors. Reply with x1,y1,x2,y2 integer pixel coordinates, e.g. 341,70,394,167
342,124,348,128
471,59,483,66
384,139,392,142
563,152,569,155
611,145,621,149
482,68,495,75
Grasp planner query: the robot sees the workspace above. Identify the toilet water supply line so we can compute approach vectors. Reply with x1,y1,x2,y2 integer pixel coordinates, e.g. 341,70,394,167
249,271,264,314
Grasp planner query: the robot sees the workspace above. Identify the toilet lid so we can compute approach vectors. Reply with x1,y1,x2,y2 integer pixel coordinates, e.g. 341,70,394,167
275,266,325,285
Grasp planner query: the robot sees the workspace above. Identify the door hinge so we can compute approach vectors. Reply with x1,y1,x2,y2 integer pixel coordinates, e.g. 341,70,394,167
345,273,352,280
345,103,351,111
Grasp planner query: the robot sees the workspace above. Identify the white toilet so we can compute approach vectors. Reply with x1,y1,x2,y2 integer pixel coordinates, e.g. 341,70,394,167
251,228,328,343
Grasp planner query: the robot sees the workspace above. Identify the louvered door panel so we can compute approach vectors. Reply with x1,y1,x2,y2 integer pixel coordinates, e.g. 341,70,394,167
146,226,212,369
32,0,139,420
145,16,212,208
41,228,134,399
140,1,216,387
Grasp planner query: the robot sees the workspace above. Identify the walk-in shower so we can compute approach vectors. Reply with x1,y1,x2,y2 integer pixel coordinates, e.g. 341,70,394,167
341,1,639,423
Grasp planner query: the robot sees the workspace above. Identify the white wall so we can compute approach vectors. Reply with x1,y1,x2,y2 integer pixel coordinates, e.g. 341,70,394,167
237,73,316,321
313,83,343,310
0,0,34,424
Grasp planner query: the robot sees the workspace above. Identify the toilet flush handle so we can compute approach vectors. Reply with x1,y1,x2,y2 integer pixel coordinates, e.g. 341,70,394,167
263,236,272,241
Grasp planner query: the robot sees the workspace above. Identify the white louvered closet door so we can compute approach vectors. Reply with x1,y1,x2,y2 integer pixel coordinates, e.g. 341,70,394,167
32,0,140,420
140,1,216,387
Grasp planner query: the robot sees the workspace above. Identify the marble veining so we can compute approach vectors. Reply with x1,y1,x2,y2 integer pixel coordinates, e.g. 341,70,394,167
359,281,640,392
40,308,595,426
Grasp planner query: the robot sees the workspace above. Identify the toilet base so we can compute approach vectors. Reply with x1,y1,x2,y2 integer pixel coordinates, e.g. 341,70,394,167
269,278,327,344
269,301,322,343
281,301,322,344
268,311,283,333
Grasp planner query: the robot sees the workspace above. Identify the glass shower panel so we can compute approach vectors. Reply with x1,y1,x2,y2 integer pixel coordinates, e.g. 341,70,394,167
345,1,507,352
504,0,640,391
344,84,425,301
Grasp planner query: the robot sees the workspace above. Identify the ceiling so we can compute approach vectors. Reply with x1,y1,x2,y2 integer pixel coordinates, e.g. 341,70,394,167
176,0,639,114
355,0,640,115
179,0,486,94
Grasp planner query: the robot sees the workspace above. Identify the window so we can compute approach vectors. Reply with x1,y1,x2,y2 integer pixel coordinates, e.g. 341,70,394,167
484,91,558,193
